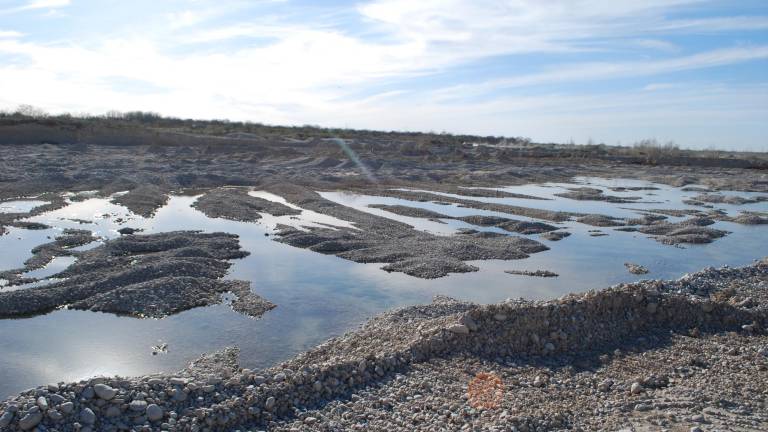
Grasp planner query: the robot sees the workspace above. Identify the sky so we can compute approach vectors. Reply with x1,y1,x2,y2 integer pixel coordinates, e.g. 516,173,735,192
0,0,766,150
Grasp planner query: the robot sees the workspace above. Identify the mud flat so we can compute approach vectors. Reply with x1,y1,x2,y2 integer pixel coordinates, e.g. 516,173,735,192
0,260,765,431
0,231,274,319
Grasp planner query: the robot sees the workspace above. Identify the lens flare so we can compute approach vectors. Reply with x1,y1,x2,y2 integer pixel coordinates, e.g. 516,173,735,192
331,137,377,184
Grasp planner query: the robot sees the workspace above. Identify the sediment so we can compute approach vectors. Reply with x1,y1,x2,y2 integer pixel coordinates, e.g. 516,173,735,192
111,185,170,217
504,269,559,277
0,231,273,319
0,260,765,431
262,185,549,279
554,187,641,203
192,187,300,222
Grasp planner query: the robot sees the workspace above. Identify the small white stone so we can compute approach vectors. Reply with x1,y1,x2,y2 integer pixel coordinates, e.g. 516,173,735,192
448,324,469,335
265,396,276,410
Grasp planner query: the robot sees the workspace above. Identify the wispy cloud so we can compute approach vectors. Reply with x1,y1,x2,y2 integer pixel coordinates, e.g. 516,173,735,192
0,0,70,14
0,30,23,38
0,0,766,149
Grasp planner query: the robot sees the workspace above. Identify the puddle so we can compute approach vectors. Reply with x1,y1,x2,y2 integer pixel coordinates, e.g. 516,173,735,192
21,256,77,280
0,200,49,213
0,180,766,398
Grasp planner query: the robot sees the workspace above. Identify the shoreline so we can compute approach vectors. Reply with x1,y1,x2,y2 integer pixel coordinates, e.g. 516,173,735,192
1,259,766,431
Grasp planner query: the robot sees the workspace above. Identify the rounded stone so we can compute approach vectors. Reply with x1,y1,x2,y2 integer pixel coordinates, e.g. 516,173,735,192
80,407,96,424
93,383,118,400
146,403,164,422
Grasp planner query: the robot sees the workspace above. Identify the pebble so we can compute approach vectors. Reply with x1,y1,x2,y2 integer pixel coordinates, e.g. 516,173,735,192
447,324,469,334
597,379,613,392
130,400,148,412
18,409,42,430
146,404,164,422
265,397,276,410
80,407,96,424
93,383,118,400
47,409,63,422
81,386,95,399
36,396,48,410
0,261,765,431
0,411,13,428
59,402,74,414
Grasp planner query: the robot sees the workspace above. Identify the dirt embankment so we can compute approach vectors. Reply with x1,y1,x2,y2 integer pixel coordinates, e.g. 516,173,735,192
0,261,765,431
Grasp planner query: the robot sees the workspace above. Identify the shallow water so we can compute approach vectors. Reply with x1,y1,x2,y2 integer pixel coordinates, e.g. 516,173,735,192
0,179,766,397
0,200,48,214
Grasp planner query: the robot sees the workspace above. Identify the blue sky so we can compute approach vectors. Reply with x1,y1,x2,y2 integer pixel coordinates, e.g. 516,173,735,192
0,0,766,150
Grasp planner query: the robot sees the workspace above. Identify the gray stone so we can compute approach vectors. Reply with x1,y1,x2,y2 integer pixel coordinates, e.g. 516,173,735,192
18,410,43,430
448,324,469,334
265,397,276,410
0,411,14,428
47,408,63,422
130,400,148,412
598,379,613,392
36,396,48,410
81,386,95,399
80,407,96,424
146,404,164,422
59,402,74,414
94,383,118,400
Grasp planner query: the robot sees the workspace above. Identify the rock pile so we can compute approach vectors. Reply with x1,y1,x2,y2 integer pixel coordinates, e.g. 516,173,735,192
1,260,765,431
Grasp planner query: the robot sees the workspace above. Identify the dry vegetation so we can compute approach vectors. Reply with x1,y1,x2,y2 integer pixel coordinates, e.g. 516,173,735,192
2,105,766,169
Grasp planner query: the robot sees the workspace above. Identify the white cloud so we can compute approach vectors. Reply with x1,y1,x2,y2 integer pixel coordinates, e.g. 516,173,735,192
431,46,768,101
0,0,766,148
0,30,23,38
25,0,70,9
634,39,680,53
0,0,69,14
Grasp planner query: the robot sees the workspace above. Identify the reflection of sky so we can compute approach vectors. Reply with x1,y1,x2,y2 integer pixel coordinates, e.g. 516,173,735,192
0,200,49,213
0,180,767,397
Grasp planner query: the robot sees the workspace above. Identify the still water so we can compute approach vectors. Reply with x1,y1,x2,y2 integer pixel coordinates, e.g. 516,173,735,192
0,178,766,397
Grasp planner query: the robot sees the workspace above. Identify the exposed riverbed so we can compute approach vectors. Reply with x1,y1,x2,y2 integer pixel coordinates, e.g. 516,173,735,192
0,177,766,398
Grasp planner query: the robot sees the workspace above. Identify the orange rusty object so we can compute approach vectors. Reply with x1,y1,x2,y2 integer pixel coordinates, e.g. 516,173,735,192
467,372,504,409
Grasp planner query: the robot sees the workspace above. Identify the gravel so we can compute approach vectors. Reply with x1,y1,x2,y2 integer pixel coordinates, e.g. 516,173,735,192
110,184,170,217
1,259,765,431
0,231,275,318
555,187,642,203
193,187,300,221
504,269,559,277
267,185,549,278
625,262,650,275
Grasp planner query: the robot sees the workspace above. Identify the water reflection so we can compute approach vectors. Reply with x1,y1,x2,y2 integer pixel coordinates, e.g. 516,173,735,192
0,179,766,398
